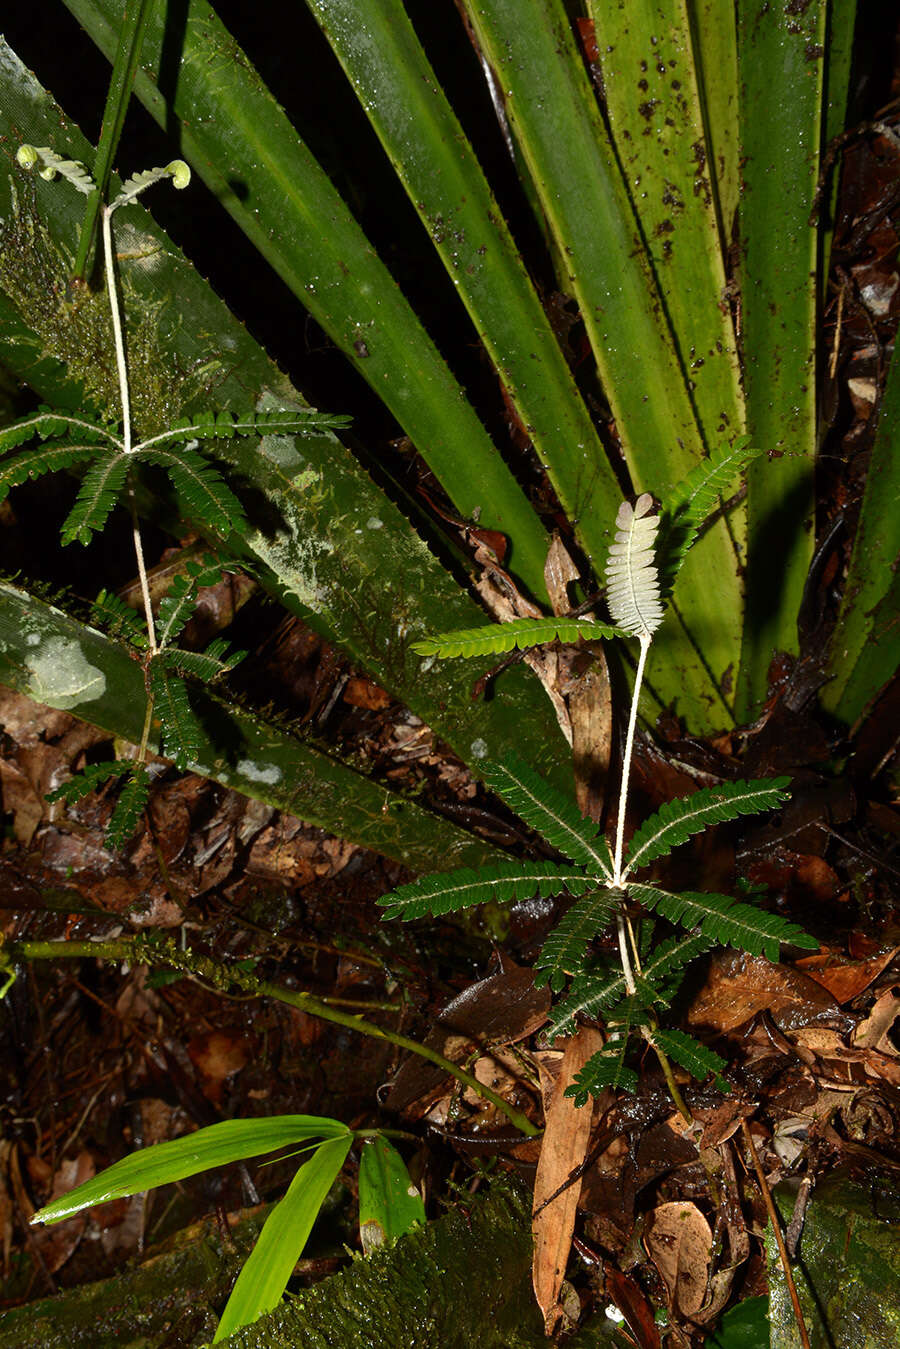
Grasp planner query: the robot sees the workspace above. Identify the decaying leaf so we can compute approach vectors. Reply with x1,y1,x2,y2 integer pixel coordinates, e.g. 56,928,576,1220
643,1200,712,1320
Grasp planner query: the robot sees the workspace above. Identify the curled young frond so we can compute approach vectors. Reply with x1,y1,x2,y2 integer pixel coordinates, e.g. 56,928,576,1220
605,494,664,638
17,144,95,194
110,161,191,214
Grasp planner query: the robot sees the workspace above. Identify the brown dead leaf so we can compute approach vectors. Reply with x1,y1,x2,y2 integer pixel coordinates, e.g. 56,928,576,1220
342,675,392,710
33,1151,95,1274
532,1026,604,1334
853,987,900,1052
603,1264,662,1349
644,1200,712,1320
799,947,899,1003
566,648,612,822
686,951,846,1035
188,1030,253,1105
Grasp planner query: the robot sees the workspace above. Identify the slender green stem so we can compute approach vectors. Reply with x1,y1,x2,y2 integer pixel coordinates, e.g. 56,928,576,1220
72,0,156,280
6,938,541,1137
645,1024,692,1124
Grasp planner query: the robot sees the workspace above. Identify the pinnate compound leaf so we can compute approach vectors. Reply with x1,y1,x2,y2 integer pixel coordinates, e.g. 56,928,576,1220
45,758,136,805
623,777,792,876
136,446,246,536
60,453,128,545
377,859,592,922
213,1133,353,1342
651,1028,730,1093
657,438,763,592
547,961,628,1041
410,615,625,659
31,1115,351,1225
160,640,244,682
132,407,351,454
639,933,715,1003
535,888,617,992
485,755,613,875
605,494,664,637
0,411,112,453
0,443,107,505
148,661,202,770
105,766,151,849
90,589,148,646
565,1033,637,1105
628,882,819,960
155,556,232,648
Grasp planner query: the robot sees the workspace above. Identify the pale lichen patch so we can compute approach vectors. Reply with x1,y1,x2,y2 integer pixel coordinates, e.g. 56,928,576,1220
24,637,106,708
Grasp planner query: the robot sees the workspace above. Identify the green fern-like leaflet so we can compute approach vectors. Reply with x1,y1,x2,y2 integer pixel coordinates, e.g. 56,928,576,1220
410,615,625,660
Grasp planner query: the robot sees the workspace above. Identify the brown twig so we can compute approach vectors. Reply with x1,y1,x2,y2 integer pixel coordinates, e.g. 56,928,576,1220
741,1118,811,1349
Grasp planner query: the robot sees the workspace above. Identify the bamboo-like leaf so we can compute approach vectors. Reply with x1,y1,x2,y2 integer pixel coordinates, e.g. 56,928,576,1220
31,1115,351,1225
148,660,202,770
90,588,148,645
136,445,246,537
45,757,135,805
0,441,107,505
377,859,592,923
357,1137,425,1254
104,764,151,848
657,439,763,592
0,409,113,453
605,495,664,638
622,777,791,878
132,408,351,455
650,1028,729,1093
485,756,613,876
213,1133,353,1342
411,616,624,661
59,452,128,544
628,882,818,960
534,888,617,993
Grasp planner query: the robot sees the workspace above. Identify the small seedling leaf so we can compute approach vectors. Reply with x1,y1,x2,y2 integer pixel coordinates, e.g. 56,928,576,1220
358,1137,424,1253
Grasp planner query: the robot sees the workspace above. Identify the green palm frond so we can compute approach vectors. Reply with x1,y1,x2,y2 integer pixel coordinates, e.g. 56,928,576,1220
90,589,147,646
628,882,818,960
132,408,351,455
0,410,113,453
656,438,763,592
534,888,617,992
485,755,613,876
410,616,624,660
60,453,129,545
148,660,202,770
623,777,791,877
136,446,246,537
0,442,108,505
376,859,592,922
45,758,136,805
650,1028,730,1094
105,765,151,849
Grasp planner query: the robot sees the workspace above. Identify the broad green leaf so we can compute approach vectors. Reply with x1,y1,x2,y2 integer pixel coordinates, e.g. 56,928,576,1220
358,1137,425,1254
821,342,900,725
32,1115,351,1225
377,859,593,923
622,777,791,877
628,882,818,960
485,756,613,876
66,0,554,604
734,0,825,719
706,1297,769,1349
213,1133,353,1342
411,617,625,660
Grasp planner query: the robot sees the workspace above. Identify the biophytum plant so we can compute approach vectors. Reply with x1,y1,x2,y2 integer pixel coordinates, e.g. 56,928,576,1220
379,454,819,1110
3,145,349,844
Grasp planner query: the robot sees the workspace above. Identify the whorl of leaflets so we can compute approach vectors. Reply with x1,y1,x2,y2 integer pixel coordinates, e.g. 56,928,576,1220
605,493,664,638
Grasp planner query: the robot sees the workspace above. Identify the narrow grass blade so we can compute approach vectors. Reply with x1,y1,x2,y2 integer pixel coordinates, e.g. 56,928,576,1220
734,0,826,719
213,1134,353,1342
32,1116,351,1225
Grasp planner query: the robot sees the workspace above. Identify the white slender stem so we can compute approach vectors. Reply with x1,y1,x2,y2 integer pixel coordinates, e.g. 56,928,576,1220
101,204,132,454
616,913,636,995
612,631,652,887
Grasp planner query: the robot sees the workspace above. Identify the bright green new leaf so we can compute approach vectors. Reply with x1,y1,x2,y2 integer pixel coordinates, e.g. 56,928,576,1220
358,1137,425,1254
31,1115,351,1225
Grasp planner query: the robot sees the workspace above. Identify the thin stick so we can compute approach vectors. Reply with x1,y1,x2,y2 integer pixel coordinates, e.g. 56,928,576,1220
741,1119,811,1349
